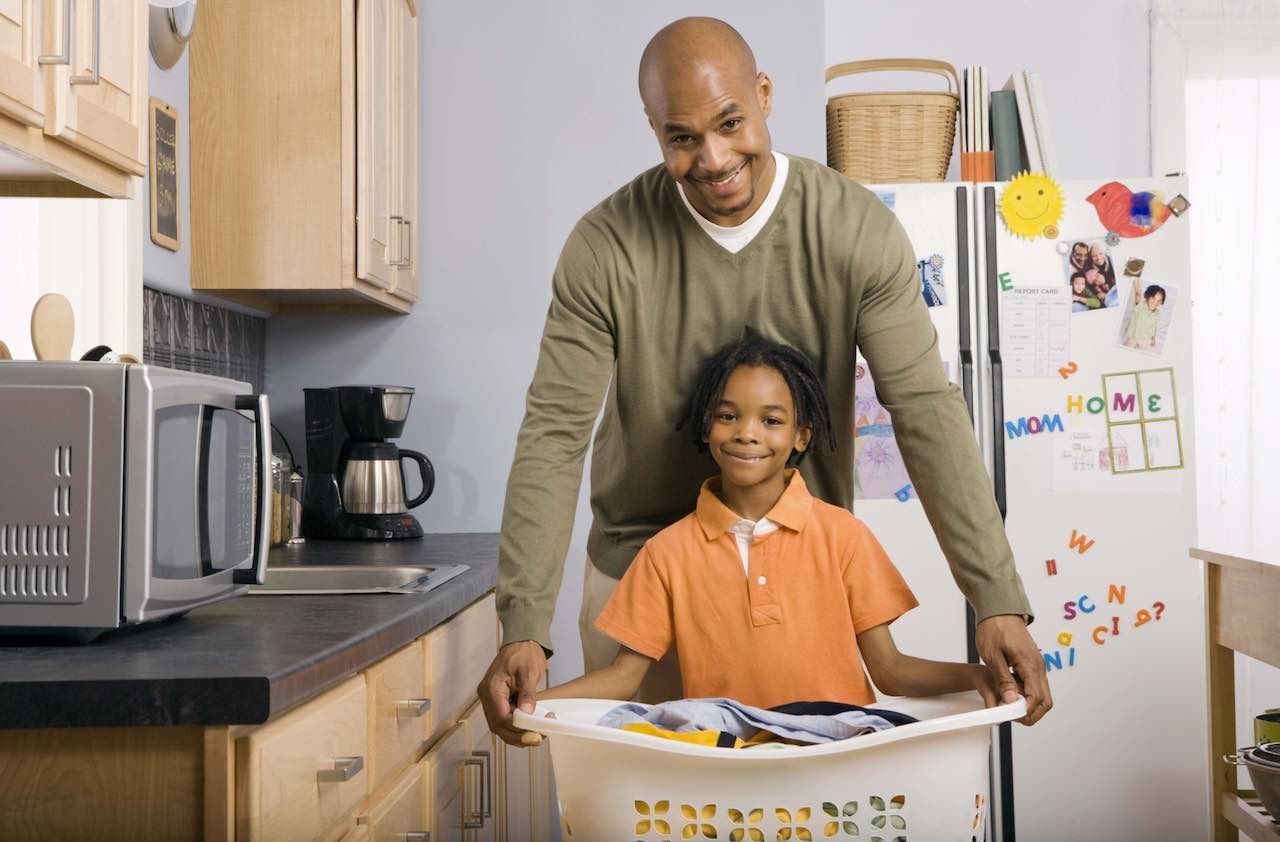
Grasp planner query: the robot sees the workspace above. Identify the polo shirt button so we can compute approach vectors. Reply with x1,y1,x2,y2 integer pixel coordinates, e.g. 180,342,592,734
757,575,767,585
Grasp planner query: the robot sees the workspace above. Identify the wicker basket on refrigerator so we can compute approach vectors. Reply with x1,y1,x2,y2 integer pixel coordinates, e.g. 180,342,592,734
825,59,959,183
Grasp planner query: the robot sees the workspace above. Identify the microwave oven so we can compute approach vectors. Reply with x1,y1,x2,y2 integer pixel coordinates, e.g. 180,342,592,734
0,362,270,641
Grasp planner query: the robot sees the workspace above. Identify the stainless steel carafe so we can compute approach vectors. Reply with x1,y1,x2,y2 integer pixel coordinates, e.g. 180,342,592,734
340,442,433,514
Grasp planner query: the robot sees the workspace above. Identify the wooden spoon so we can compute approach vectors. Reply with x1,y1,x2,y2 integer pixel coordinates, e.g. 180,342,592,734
30,293,74,361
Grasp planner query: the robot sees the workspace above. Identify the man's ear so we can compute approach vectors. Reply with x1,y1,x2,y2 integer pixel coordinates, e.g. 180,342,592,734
755,72,773,119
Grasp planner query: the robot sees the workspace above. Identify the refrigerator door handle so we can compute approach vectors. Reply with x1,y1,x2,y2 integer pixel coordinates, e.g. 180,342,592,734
956,185,975,422
983,186,1007,522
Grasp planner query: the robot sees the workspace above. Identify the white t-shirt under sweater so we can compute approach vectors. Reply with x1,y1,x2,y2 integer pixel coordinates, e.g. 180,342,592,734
676,151,789,254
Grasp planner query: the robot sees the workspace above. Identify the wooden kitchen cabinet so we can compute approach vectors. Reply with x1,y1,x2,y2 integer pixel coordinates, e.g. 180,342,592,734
0,592,556,842
0,0,145,197
190,0,420,314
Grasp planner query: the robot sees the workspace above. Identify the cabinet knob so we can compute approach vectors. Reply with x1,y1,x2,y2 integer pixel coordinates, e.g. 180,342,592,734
317,755,364,782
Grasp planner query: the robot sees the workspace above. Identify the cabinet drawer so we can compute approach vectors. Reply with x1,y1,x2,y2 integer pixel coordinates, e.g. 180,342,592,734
237,675,369,842
358,762,427,842
425,593,497,741
366,639,429,792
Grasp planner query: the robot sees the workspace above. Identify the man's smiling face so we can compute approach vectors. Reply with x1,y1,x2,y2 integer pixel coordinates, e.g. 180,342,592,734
642,62,775,227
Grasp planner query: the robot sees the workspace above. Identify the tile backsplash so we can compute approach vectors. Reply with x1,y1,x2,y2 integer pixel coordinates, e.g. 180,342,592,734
143,287,265,391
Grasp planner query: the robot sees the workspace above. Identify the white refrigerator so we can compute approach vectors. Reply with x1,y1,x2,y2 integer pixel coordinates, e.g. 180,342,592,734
855,177,1205,842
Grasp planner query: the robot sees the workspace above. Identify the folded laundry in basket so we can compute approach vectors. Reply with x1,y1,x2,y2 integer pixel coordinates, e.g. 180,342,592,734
597,698,917,746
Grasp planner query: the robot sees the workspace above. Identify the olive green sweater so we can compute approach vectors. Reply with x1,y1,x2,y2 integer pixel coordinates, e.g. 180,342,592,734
498,155,1030,652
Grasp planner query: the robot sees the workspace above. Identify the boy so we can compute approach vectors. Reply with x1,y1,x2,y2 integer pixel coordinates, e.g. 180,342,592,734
539,329,998,710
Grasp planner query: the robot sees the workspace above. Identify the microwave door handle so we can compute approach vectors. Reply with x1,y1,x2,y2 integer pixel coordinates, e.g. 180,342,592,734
234,394,272,585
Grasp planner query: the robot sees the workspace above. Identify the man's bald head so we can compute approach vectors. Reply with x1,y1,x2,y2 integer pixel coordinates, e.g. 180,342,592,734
638,17,757,111
637,17,775,227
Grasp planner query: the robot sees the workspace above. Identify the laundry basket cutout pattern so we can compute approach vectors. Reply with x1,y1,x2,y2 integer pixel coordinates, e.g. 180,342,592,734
626,796,907,840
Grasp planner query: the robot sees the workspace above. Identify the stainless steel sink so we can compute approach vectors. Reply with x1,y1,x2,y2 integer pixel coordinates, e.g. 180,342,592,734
248,563,468,595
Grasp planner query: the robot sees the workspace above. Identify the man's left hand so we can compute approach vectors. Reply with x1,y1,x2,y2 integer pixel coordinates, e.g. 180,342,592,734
975,614,1052,725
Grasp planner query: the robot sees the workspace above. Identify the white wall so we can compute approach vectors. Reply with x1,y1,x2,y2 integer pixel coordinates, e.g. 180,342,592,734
0,199,141,360
264,1,826,682
825,0,1152,180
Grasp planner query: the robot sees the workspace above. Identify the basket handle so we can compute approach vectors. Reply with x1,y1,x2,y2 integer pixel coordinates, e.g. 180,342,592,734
825,59,959,95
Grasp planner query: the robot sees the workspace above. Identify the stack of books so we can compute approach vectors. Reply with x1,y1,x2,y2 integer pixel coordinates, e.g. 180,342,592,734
960,67,1057,182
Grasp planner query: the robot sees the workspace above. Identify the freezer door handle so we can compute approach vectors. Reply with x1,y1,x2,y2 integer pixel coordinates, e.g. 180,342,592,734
983,186,1007,522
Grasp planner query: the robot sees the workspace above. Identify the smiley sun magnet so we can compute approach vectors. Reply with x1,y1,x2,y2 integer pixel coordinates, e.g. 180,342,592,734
999,172,1065,239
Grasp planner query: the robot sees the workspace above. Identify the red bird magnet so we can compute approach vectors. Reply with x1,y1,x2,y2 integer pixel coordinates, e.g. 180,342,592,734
1086,181,1190,239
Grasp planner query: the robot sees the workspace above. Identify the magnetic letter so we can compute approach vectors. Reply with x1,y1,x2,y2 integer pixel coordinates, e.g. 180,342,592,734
1108,583,1126,604
1068,647,1077,666
1147,394,1162,414
1027,415,1042,434
1092,626,1108,645
1006,418,1029,439
1041,413,1065,433
1078,595,1096,614
1135,609,1152,627
1068,529,1095,554
1063,601,1077,620
1086,396,1105,414
1111,616,1121,636
1046,559,1058,576
894,484,912,502
999,272,1013,292
1057,632,1073,647
1043,650,1063,671
1113,392,1136,413
1066,394,1084,413
1058,362,1079,380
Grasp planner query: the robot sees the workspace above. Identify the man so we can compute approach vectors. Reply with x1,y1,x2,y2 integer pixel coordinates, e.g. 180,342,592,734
479,16,1051,746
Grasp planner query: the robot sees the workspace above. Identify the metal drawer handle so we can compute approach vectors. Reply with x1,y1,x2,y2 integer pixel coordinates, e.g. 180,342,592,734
401,219,412,269
396,697,431,718
317,755,364,783
70,0,100,85
405,833,430,842
462,756,485,828
389,215,404,266
38,0,72,66
474,749,492,818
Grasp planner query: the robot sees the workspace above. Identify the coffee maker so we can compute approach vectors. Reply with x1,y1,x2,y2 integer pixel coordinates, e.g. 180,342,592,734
302,385,434,540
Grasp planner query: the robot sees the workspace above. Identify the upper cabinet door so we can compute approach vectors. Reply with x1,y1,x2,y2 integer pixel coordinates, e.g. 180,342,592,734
41,0,146,174
356,0,395,291
390,0,418,303
0,0,43,126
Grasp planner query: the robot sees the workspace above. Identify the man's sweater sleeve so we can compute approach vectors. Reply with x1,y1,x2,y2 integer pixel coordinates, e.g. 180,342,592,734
497,225,615,653
853,211,1033,623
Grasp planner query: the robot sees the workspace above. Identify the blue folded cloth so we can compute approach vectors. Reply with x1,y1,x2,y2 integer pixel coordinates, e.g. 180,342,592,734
597,698,916,744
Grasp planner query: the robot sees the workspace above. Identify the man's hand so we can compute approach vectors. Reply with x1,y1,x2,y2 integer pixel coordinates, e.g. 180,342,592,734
477,640,548,746
975,614,1052,725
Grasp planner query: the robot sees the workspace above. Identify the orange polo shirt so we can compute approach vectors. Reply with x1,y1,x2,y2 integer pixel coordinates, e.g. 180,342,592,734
594,470,918,709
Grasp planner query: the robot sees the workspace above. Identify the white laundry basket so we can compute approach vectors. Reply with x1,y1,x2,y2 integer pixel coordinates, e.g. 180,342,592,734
514,692,1024,841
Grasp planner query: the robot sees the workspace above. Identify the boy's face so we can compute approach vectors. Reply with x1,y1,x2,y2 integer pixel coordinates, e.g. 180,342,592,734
1147,292,1165,310
706,365,811,493
1072,276,1086,293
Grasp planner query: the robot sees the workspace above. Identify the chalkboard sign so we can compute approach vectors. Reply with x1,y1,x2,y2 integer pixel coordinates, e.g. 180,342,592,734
149,97,180,251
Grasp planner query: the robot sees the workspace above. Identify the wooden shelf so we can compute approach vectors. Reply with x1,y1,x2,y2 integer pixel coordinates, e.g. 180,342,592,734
1222,792,1280,840
1194,547,1280,841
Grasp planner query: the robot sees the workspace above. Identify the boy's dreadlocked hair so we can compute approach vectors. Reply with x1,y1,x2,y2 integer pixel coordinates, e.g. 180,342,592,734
677,326,837,466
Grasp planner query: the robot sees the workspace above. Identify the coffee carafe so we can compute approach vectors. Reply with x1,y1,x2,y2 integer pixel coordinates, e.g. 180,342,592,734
302,385,435,540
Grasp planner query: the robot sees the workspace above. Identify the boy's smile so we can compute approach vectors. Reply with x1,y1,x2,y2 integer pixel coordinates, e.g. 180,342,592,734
705,364,811,520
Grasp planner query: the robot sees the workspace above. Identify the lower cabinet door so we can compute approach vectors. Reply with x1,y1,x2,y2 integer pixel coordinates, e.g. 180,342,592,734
357,763,428,842
423,720,469,842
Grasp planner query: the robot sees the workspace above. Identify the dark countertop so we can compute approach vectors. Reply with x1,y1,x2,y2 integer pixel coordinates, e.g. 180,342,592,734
0,533,498,729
